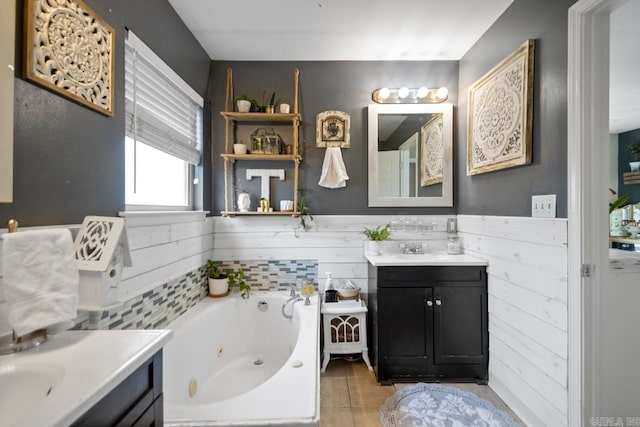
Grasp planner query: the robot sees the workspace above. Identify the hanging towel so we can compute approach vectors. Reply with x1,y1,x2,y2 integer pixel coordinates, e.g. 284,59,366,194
318,146,350,189
2,229,79,337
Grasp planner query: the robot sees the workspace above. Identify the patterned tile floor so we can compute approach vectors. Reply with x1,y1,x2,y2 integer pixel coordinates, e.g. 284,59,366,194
320,357,525,427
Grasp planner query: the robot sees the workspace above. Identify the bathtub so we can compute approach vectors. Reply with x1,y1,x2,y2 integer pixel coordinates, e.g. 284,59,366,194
163,291,320,426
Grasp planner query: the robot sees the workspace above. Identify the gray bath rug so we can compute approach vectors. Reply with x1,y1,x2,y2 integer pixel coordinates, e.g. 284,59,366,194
380,383,520,427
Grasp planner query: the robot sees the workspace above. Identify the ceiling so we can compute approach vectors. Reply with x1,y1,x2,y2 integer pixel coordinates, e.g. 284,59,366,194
610,0,640,134
169,0,639,135
168,0,513,61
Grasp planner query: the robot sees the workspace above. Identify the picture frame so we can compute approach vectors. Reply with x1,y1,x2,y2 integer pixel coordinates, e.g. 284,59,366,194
420,113,444,187
23,0,115,116
315,110,350,148
467,39,534,175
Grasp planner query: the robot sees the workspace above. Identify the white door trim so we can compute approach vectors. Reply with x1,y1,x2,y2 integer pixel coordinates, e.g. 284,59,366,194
568,0,629,425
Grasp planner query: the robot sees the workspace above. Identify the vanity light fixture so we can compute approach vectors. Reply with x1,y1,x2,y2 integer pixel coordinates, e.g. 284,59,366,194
372,86,449,104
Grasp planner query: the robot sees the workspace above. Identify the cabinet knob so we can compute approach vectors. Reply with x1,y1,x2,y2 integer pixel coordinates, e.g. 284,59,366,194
435,299,442,306
426,300,433,306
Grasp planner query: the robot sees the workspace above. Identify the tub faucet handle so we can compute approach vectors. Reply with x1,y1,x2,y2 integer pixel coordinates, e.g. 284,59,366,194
304,296,311,306
288,283,297,297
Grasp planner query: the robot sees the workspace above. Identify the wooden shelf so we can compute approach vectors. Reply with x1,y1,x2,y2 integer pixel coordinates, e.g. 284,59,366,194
221,154,301,161
220,67,301,216
221,211,300,217
220,112,301,123
623,171,640,185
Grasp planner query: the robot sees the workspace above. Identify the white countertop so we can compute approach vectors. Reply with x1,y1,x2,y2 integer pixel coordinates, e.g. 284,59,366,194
365,252,488,266
0,329,172,427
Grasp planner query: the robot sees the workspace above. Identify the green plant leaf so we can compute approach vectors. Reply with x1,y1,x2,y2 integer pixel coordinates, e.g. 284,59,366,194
609,193,630,214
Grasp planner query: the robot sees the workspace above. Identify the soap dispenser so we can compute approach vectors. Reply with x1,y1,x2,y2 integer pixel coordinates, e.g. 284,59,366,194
324,272,338,303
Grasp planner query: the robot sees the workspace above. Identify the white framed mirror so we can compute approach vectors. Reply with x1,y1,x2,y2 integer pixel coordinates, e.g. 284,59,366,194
368,103,453,207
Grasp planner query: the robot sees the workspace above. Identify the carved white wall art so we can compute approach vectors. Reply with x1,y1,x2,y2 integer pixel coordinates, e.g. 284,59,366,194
467,40,534,175
420,113,444,187
24,0,115,116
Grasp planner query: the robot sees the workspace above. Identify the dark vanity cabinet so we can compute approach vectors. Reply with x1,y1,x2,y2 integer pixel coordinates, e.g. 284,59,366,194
368,265,488,384
71,351,164,427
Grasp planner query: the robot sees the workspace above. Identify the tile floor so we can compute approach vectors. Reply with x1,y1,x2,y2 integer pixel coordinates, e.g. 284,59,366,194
320,357,525,427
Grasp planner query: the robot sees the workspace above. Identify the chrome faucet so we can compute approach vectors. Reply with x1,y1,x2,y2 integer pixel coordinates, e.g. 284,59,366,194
287,283,298,297
399,242,424,254
281,296,303,319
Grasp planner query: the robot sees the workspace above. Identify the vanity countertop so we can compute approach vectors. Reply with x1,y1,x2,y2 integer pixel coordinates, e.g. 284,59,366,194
365,252,488,267
0,329,172,427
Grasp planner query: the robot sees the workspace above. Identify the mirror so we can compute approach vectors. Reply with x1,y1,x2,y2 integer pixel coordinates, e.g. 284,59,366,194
368,103,453,207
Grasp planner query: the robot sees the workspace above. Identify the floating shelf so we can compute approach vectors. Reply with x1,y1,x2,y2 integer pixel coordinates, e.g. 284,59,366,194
623,171,640,185
220,112,301,123
221,154,301,161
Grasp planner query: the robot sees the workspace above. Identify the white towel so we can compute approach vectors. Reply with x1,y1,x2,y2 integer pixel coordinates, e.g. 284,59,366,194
2,229,79,337
318,146,349,189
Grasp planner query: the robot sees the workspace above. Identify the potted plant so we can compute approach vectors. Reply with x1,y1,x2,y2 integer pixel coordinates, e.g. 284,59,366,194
629,142,640,171
362,223,391,255
261,91,276,113
228,267,251,299
236,94,251,113
207,260,229,297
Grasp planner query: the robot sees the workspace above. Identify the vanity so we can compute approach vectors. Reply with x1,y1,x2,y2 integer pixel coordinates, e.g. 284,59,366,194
0,329,172,427
366,252,488,384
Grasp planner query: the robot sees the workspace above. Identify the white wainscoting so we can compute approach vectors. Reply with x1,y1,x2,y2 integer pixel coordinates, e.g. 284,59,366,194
458,215,569,427
211,215,453,290
118,212,214,301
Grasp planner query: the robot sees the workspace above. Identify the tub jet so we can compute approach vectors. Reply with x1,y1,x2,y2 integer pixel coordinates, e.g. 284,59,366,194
254,359,264,365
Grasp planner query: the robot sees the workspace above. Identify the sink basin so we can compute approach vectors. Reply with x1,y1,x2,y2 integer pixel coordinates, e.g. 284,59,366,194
0,362,65,427
365,251,488,267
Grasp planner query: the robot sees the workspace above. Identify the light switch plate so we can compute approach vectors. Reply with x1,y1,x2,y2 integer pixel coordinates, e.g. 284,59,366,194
532,194,556,218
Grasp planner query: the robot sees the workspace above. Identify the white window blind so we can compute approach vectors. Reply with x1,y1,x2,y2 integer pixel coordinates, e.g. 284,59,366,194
125,31,203,165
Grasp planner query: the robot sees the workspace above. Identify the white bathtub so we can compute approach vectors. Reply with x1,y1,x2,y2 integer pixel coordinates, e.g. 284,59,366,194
163,291,320,426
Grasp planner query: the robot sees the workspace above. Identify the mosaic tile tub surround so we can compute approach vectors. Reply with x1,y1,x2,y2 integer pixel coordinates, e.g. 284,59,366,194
76,260,318,331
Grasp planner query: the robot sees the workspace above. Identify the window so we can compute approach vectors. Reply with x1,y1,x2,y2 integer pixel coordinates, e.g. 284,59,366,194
124,31,203,210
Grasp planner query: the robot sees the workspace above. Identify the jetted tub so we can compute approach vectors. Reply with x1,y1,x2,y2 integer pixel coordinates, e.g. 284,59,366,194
163,291,320,426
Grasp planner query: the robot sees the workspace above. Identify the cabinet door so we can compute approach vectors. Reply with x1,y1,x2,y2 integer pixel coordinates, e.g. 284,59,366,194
378,287,433,367
433,286,488,365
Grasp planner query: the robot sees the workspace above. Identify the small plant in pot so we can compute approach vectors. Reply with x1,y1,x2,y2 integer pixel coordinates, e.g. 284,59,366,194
629,142,640,171
236,94,252,113
362,223,391,255
207,260,229,297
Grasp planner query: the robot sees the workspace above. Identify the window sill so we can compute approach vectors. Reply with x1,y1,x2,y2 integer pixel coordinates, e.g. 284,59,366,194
118,210,209,227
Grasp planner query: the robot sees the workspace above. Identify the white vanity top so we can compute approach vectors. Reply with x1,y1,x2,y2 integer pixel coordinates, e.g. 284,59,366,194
365,252,488,267
0,329,172,427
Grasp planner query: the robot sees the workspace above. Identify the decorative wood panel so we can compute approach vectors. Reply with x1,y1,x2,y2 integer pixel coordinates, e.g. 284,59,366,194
23,0,115,116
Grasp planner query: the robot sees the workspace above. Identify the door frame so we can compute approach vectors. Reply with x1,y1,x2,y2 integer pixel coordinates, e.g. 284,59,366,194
567,0,629,425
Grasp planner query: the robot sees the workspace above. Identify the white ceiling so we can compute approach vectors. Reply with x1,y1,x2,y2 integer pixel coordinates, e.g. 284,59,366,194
168,0,513,61
610,1,640,134
169,0,638,135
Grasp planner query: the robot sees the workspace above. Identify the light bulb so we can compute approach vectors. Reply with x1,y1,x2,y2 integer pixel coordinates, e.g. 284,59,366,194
398,87,409,98
436,87,448,100
416,87,429,98
379,87,390,100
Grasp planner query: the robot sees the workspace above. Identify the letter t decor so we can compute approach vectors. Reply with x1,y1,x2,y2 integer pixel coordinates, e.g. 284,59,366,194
246,169,285,204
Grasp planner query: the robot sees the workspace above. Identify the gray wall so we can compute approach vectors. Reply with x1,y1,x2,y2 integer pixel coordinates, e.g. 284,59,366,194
210,61,459,216
618,128,640,204
0,0,210,226
457,0,576,218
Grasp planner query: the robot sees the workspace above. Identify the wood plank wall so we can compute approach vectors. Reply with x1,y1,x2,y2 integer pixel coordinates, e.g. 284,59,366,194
457,215,569,427
210,215,453,289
